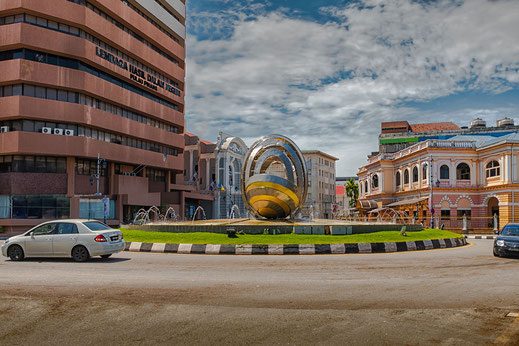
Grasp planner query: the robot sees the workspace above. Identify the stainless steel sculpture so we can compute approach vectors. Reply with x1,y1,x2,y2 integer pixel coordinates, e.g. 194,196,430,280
241,135,308,219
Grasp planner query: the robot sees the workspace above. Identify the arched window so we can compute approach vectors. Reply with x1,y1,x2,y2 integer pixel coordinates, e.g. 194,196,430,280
404,169,409,185
372,174,379,188
228,164,234,187
233,159,241,189
412,167,418,183
440,165,449,179
396,171,401,187
422,164,427,180
456,163,470,180
486,160,500,178
218,158,225,184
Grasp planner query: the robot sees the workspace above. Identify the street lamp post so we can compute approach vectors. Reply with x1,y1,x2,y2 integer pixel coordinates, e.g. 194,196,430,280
91,153,106,196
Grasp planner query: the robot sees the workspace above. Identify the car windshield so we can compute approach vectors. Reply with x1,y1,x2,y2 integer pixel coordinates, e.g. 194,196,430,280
83,221,112,231
501,227,519,236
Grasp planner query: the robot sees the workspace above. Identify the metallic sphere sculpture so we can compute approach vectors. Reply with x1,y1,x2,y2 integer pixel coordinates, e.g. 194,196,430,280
241,135,308,219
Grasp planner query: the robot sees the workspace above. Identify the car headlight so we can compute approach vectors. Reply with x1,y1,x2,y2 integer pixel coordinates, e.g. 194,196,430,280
3,238,9,244
496,240,505,246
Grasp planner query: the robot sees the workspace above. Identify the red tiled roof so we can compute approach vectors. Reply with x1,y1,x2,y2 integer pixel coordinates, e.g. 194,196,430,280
381,121,409,129
336,185,345,195
200,140,214,145
184,132,196,137
410,122,460,132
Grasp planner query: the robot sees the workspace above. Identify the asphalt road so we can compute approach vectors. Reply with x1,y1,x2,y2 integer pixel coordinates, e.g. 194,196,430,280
1,239,519,345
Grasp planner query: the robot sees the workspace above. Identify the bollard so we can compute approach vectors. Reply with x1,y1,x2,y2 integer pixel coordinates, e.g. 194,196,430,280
493,213,498,232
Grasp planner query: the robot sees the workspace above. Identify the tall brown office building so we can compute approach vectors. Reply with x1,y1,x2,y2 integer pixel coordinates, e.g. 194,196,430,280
0,0,192,235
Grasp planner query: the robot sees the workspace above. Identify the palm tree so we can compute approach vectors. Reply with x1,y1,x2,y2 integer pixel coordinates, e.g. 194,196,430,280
345,178,359,208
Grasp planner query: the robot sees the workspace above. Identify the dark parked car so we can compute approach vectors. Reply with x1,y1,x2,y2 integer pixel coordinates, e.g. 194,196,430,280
494,223,519,257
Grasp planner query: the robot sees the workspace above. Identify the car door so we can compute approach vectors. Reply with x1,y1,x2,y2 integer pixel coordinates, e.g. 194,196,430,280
52,223,79,256
24,223,57,256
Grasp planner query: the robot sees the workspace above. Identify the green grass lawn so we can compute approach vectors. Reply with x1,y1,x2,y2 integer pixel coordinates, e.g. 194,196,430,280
121,228,462,245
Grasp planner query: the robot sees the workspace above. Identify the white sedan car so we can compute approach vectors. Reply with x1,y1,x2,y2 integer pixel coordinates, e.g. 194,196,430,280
1,220,125,262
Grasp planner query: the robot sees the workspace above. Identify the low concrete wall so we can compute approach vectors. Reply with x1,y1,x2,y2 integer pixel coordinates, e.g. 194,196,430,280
123,223,422,235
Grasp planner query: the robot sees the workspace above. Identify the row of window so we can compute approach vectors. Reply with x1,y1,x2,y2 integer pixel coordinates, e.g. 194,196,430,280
66,0,183,61
0,156,173,186
363,161,501,194
146,168,167,182
396,165,428,186
0,13,181,86
0,116,178,156
0,156,67,174
121,0,183,44
319,158,334,168
0,48,180,109
1,194,71,219
0,82,179,134
76,159,107,177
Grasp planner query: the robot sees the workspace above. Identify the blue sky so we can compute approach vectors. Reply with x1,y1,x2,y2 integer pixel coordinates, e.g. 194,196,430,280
184,0,519,176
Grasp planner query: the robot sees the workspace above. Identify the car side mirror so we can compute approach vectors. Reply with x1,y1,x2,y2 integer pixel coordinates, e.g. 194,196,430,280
30,231,35,239
494,230,499,235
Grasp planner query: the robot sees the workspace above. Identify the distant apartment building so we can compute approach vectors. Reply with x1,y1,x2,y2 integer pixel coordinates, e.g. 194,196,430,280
301,151,338,219
358,117,519,233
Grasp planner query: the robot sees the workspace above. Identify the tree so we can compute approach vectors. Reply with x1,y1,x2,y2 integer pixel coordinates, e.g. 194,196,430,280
345,178,359,208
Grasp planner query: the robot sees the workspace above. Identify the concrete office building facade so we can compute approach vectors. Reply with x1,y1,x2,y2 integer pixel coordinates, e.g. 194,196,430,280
301,151,338,219
0,0,186,235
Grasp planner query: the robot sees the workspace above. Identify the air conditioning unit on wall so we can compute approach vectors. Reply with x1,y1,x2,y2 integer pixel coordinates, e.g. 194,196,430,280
0,126,9,133
64,129,74,136
53,128,64,135
42,127,52,134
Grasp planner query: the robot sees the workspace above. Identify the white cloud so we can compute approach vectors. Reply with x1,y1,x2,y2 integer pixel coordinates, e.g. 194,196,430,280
185,0,519,175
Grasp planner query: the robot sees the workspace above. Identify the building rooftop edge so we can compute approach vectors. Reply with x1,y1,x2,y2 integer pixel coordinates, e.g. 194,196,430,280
302,150,339,161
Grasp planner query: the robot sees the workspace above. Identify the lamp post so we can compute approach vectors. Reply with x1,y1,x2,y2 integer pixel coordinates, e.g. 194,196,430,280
91,153,106,196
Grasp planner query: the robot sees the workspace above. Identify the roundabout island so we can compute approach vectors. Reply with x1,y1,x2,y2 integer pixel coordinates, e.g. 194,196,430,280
122,134,467,255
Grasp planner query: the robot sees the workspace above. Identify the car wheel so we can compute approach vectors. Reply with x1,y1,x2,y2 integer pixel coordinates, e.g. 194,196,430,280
100,254,111,259
7,245,24,261
493,248,500,257
71,245,90,262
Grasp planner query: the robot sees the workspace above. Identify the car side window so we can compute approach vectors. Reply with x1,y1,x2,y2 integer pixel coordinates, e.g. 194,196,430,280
56,223,79,235
32,223,57,236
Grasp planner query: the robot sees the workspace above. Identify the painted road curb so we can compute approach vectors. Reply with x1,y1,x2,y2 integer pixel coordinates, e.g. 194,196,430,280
123,237,467,255
465,235,496,240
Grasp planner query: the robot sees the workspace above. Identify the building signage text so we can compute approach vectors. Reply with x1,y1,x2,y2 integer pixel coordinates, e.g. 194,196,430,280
95,47,181,97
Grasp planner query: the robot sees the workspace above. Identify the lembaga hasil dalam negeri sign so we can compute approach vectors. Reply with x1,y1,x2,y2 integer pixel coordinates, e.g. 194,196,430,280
95,47,181,97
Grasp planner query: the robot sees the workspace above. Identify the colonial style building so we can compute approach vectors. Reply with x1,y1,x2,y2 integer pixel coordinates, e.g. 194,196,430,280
358,118,519,232
182,132,248,220
213,132,248,219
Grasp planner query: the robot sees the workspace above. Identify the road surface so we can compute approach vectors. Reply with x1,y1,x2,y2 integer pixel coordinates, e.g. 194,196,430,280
1,239,518,345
